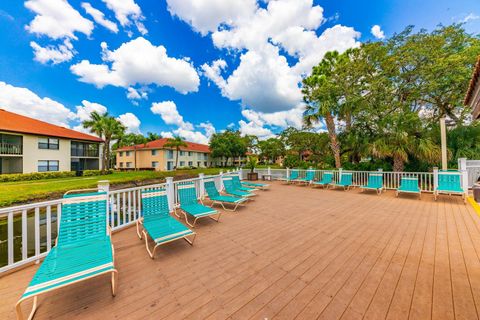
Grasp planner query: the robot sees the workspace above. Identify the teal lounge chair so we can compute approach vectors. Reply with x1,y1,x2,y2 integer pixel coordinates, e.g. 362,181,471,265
176,183,221,227
360,173,384,195
296,170,315,185
241,180,269,190
231,176,257,192
396,177,421,199
223,178,256,198
204,180,248,211
434,171,466,202
278,170,299,184
330,173,353,190
16,192,118,320
137,189,195,258
312,172,333,188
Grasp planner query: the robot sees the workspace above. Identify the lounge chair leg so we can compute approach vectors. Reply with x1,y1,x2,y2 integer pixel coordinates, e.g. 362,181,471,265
209,212,222,222
183,233,196,245
136,219,143,239
111,269,118,296
16,296,38,320
143,230,156,259
174,208,181,218
183,211,196,228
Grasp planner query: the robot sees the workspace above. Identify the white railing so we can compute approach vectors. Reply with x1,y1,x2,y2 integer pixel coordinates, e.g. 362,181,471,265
463,158,480,188
0,166,467,274
0,171,234,274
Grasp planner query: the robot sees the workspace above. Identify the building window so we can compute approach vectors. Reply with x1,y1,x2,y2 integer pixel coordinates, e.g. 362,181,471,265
71,141,98,157
204,153,208,160
188,151,192,156
152,161,158,168
126,151,132,156
180,151,185,156
119,152,123,157
38,138,59,150
180,161,185,167
126,162,132,168
205,161,208,167
167,150,174,159
152,149,158,156
188,161,193,167
119,162,124,168
38,160,59,172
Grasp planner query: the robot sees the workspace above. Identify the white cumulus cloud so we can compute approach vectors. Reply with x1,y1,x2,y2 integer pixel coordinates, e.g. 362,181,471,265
102,0,147,34
70,37,200,94
371,25,385,39
25,0,94,40
117,112,141,133
150,100,192,129
73,100,108,121
166,0,257,35
0,81,74,126
81,2,118,33
30,39,75,64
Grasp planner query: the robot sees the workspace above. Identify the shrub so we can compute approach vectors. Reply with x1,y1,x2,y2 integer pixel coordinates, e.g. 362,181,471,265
0,171,77,182
83,169,114,176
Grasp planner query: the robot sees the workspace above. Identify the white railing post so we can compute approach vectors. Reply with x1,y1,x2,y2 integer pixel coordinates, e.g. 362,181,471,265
239,168,243,180
458,157,467,171
166,177,174,212
98,180,110,193
219,170,224,190
339,167,343,181
287,167,290,179
433,167,439,191
268,166,271,176
199,173,205,198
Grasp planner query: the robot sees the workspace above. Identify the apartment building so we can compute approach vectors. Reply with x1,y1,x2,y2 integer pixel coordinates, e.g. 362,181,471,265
0,109,103,174
116,138,246,170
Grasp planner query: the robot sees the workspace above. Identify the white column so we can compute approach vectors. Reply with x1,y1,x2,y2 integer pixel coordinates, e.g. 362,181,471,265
219,171,224,191
239,168,243,180
166,177,174,212
199,173,205,198
458,158,469,193
286,167,290,179
268,166,271,175
458,157,467,171
433,167,439,191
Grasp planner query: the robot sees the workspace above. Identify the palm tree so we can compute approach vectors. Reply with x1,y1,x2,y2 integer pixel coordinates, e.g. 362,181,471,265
146,132,161,141
83,112,125,171
370,114,441,172
164,136,187,170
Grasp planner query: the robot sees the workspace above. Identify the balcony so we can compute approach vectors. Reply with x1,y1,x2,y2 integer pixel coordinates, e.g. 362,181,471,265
71,149,99,157
0,142,22,155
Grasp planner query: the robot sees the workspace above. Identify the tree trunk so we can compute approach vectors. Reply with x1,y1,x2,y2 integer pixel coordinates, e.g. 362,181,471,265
393,154,405,172
325,112,341,168
104,138,111,170
101,142,107,172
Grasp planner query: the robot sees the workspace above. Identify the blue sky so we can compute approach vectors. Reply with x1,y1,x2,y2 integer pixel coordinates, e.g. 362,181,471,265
0,0,478,144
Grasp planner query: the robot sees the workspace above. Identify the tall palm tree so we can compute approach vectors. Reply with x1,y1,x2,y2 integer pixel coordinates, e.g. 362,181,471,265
146,132,161,141
164,136,187,170
83,112,125,171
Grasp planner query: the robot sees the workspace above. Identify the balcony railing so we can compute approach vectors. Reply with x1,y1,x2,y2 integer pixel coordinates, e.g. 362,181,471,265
0,143,22,155
71,149,99,157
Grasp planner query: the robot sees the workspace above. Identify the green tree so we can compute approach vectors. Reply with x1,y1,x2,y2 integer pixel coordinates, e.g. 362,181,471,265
209,130,247,166
146,132,161,141
83,112,125,171
258,138,285,163
164,136,188,169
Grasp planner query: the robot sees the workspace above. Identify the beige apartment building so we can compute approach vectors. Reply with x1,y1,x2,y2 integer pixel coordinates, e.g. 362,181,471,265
0,109,103,174
116,138,246,171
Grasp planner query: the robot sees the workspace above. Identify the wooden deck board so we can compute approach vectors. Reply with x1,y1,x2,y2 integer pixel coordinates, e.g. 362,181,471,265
1,182,480,320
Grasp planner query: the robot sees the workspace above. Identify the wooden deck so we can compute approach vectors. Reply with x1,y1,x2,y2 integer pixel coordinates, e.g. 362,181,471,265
1,182,480,320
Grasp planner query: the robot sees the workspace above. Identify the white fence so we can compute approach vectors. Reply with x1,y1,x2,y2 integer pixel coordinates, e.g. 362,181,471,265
0,172,229,274
464,159,480,188
249,168,439,192
0,165,470,274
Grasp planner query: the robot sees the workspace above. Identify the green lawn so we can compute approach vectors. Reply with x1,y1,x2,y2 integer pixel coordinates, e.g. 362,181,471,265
0,168,229,207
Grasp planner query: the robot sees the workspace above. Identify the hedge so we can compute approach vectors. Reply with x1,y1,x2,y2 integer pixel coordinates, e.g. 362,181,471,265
0,171,77,182
83,169,114,176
